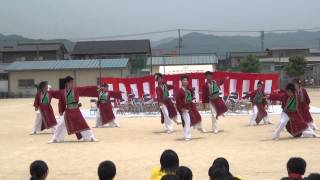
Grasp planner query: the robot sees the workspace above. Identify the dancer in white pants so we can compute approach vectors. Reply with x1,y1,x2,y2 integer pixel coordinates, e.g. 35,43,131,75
202,71,228,133
176,75,205,141
155,73,179,133
274,112,316,140
48,76,100,143
268,83,317,140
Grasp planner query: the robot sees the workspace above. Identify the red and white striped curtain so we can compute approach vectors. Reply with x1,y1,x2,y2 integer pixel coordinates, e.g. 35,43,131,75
101,72,280,102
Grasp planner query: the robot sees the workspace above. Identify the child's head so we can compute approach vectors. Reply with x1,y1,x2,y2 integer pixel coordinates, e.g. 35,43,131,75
180,75,189,87
208,157,234,180
286,157,306,176
155,73,163,82
64,76,74,89
292,78,301,90
176,166,193,180
29,160,48,180
98,160,116,180
257,81,263,90
286,83,296,97
204,71,213,80
160,149,179,174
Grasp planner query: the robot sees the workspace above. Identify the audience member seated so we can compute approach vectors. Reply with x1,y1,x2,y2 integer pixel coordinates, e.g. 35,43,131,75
161,174,179,180
29,160,48,180
98,160,116,180
150,149,179,180
208,157,241,180
281,157,307,180
176,166,193,180
307,173,320,180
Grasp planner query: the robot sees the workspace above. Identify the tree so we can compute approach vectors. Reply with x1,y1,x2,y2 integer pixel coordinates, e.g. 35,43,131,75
284,55,307,77
239,54,261,73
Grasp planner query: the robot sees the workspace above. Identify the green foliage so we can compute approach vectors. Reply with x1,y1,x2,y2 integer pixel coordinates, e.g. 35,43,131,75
284,55,306,77
239,54,261,73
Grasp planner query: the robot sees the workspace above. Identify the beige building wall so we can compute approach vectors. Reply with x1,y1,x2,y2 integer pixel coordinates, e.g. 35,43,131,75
8,68,128,96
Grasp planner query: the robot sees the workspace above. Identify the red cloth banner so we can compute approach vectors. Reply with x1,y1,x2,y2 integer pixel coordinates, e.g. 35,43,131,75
101,72,279,102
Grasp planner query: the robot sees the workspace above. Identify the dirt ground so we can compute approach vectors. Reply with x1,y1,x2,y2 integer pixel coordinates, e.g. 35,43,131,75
0,89,319,180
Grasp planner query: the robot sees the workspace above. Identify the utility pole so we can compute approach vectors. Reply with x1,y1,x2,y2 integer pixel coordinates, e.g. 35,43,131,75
260,31,265,51
178,29,182,55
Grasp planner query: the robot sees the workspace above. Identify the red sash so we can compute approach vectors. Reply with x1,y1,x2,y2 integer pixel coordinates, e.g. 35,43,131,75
210,97,228,118
39,104,57,130
64,108,90,135
99,103,115,125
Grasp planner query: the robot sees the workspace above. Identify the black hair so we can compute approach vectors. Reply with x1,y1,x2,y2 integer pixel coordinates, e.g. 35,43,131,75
98,160,116,180
208,158,238,180
65,76,74,83
292,78,301,85
204,71,213,76
102,83,109,88
176,166,193,180
155,73,163,80
160,149,179,174
307,173,320,180
180,75,189,81
161,174,179,180
29,160,48,180
287,157,306,175
257,81,263,85
35,81,48,92
286,83,296,93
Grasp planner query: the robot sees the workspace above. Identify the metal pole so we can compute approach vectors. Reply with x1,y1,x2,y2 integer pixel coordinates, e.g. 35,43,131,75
178,29,182,55
150,54,153,74
99,59,102,85
260,31,265,51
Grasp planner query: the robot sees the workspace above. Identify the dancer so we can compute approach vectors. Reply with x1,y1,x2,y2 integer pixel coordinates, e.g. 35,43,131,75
267,83,317,140
95,83,122,128
155,73,179,133
48,76,101,143
176,75,205,141
292,79,319,130
247,81,271,126
202,71,228,133
32,82,58,134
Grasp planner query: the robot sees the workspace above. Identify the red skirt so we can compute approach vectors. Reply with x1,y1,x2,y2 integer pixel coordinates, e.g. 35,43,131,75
160,100,178,124
99,103,115,125
181,103,201,126
299,103,313,123
39,104,57,131
285,112,308,137
64,108,90,135
211,97,228,118
255,103,268,124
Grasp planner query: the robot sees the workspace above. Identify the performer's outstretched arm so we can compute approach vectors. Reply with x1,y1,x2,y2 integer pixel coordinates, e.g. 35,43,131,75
49,90,61,99
33,93,40,111
108,91,122,99
77,86,99,97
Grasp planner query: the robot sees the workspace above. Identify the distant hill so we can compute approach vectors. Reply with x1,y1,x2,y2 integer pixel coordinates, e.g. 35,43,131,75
2,30,320,56
0,33,75,52
153,31,320,55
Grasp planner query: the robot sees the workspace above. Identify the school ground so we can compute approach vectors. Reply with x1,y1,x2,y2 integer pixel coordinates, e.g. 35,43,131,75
0,89,319,180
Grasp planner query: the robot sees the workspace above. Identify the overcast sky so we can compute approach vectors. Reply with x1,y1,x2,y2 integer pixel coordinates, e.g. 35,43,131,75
1,0,320,40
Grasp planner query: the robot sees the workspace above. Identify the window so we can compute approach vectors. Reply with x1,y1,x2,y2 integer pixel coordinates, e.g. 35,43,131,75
0,73,8,80
18,79,35,88
16,57,26,61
